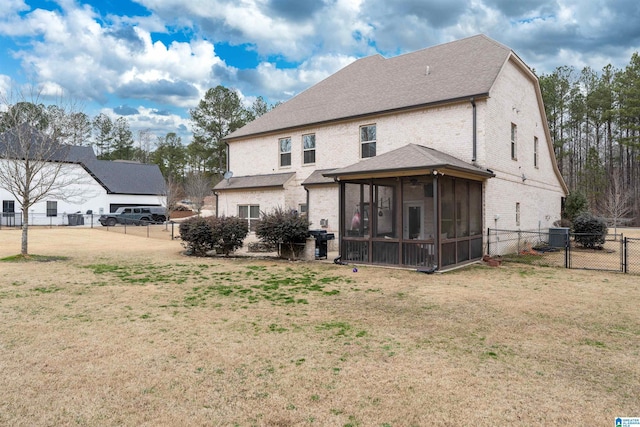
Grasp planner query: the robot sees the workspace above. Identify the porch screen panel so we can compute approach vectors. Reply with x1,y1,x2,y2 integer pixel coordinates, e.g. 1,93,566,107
456,180,469,238
469,182,482,236
375,184,396,238
441,177,455,239
345,183,369,237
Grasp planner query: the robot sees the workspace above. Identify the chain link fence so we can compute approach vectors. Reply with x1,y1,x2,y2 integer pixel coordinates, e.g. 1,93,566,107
1,212,180,240
487,228,640,273
624,238,640,275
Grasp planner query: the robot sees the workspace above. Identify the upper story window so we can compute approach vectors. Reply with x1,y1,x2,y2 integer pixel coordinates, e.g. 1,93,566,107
534,136,539,168
360,124,376,158
303,134,316,164
511,123,517,160
279,137,291,167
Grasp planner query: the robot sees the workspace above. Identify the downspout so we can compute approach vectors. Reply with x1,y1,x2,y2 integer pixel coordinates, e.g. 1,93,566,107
304,186,310,219
470,97,477,163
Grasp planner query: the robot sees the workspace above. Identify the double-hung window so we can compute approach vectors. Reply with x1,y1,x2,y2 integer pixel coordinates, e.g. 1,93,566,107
303,134,316,164
239,204,260,231
360,124,376,158
46,201,58,217
279,137,291,167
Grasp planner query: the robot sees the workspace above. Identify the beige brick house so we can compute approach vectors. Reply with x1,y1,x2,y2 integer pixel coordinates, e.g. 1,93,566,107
214,34,568,270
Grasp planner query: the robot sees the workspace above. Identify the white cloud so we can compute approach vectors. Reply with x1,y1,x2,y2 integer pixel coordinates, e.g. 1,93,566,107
2,1,230,108
247,54,357,101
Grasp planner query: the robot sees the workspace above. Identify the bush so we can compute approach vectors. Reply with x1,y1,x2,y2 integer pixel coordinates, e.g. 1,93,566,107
179,215,248,256
564,191,587,223
179,217,214,256
255,207,310,257
572,212,607,249
210,216,249,256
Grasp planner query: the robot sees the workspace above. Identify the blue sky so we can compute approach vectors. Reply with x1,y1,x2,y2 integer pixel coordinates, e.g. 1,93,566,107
1,0,639,144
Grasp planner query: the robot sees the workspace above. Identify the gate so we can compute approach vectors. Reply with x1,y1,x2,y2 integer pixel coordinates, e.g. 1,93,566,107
624,237,640,274
566,232,623,272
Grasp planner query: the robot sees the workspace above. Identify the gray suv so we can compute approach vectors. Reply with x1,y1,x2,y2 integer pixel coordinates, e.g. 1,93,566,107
99,206,167,226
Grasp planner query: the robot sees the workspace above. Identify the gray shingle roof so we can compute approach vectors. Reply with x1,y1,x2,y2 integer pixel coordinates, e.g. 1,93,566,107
83,159,165,195
301,169,337,186
227,34,512,140
213,172,295,191
323,144,494,179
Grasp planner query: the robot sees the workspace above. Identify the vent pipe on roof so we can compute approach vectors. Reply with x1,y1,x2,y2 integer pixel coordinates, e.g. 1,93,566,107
470,97,477,163
425,65,430,76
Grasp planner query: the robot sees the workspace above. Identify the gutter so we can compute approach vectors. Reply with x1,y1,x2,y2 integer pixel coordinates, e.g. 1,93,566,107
470,97,477,163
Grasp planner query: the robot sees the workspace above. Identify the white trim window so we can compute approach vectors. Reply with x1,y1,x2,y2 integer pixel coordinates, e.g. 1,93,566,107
303,134,316,164
46,201,58,217
360,124,376,158
239,204,260,231
279,137,291,167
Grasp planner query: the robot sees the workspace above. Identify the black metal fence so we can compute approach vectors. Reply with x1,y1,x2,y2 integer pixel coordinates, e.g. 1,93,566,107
487,228,640,274
0,212,179,240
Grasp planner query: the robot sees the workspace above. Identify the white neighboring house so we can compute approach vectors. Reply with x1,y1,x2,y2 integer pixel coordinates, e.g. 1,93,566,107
0,128,166,227
214,34,568,270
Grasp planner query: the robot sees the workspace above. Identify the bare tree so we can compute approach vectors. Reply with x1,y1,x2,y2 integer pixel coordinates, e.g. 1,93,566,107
161,175,183,228
0,89,90,255
600,170,633,237
184,172,212,214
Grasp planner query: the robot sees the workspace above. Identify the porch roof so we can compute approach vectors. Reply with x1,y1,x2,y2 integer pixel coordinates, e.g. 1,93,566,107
323,144,494,180
213,172,295,191
301,169,337,186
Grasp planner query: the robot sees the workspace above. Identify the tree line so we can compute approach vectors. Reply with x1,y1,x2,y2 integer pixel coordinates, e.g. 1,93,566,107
539,52,640,226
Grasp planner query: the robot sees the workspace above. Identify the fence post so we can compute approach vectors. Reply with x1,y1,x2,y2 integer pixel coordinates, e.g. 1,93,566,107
487,228,490,255
622,236,627,274
564,234,569,269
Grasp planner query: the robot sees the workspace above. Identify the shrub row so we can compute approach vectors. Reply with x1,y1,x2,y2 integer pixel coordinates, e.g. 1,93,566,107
179,216,248,256
179,208,310,257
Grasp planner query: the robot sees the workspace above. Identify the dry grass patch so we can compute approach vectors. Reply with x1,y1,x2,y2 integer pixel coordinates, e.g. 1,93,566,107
0,229,639,425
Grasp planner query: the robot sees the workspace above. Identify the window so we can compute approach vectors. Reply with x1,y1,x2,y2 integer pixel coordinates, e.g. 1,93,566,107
303,134,316,164
279,137,291,167
46,201,58,217
239,204,260,231
299,204,307,215
511,123,517,160
2,200,15,214
516,202,521,226
534,136,539,168
360,124,376,158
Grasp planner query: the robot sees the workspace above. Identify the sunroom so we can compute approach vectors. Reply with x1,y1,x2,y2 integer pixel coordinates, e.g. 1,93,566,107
323,144,494,271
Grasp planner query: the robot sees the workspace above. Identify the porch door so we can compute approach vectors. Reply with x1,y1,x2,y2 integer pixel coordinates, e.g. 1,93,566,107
403,202,423,239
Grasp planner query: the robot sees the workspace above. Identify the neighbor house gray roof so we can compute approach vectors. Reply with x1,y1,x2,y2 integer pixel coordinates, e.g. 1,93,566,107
213,172,295,191
323,144,494,179
83,159,165,195
227,34,513,140
0,126,165,196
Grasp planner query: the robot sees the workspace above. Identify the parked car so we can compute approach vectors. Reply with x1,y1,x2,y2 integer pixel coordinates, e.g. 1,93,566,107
99,206,167,226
